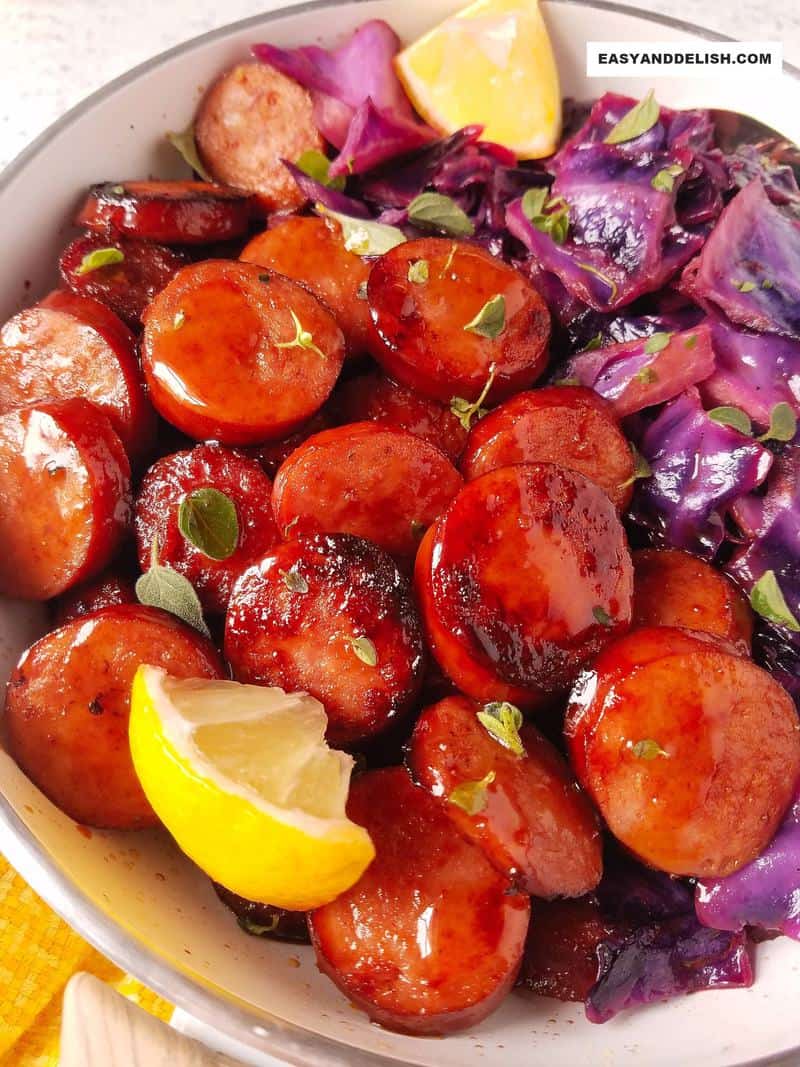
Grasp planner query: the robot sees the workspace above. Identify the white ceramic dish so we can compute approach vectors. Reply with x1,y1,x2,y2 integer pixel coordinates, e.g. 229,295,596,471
1,3,800,1065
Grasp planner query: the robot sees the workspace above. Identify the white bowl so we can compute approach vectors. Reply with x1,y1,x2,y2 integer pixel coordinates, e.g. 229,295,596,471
1,3,799,1065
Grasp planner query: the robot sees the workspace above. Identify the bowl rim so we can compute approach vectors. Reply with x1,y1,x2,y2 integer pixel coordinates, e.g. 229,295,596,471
1,2,798,1065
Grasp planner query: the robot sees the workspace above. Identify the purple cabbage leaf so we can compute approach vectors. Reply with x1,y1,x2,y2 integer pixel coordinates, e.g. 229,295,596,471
253,20,434,168
681,178,800,340
564,323,715,417
586,915,752,1024
630,388,773,558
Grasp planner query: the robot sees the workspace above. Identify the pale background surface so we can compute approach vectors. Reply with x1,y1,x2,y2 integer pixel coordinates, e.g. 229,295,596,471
1,0,799,1063
1,0,799,170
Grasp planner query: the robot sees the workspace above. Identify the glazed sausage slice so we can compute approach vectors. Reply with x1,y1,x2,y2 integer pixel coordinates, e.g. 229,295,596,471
415,464,633,709
4,604,224,828
0,289,155,463
564,626,800,878
368,237,550,403
241,217,372,357
51,566,137,628
632,548,753,654
141,261,345,444
225,534,425,747
461,386,635,510
195,62,324,213
134,443,279,615
272,422,462,561
408,695,602,897
518,898,621,1002
331,371,468,463
309,767,531,1034
213,882,309,943
0,399,131,600
76,180,253,244
59,233,186,327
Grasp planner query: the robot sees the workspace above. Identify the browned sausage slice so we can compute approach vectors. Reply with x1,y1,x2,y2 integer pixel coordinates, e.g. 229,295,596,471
241,217,372,357
415,464,633,709
4,604,224,828
408,695,602,897
368,237,550,403
0,289,155,463
134,443,279,615
331,370,468,462
195,62,324,213
309,767,531,1034
461,386,635,510
225,534,425,747
272,422,463,563
59,233,187,327
76,180,253,244
632,548,753,654
0,399,131,600
141,261,345,444
564,626,800,877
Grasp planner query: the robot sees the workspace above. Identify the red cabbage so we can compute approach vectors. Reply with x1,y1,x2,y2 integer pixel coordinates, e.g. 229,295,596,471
631,388,773,557
681,179,800,339
726,144,800,211
586,916,752,1024
596,852,693,925
506,93,724,312
565,324,715,417
280,160,371,217
696,788,800,941
253,20,433,166
328,98,432,177
699,313,800,426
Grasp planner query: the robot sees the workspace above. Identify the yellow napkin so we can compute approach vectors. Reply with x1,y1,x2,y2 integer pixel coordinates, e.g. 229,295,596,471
0,855,172,1065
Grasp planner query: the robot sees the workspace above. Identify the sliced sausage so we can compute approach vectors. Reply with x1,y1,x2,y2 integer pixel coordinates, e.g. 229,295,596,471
241,217,372,356
213,882,309,943
51,566,137,627
195,62,324,213
141,260,345,444
76,180,253,244
308,766,531,1034
367,237,550,403
0,399,131,600
461,386,634,510
564,626,800,877
59,233,186,327
272,422,463,563
331,370,468,462
134,443,279,615
518,897,622,1002
0,289,155,463
4,604,224,828
632,548,753,654
408,695,602,897
225,534,425,747
415,464,633,709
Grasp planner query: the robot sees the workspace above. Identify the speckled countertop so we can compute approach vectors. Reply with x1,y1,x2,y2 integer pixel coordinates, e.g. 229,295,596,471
1,0,799,171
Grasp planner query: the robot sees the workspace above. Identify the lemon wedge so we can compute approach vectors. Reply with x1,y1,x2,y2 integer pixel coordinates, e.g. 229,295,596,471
129,666,374,910
396,0,562,159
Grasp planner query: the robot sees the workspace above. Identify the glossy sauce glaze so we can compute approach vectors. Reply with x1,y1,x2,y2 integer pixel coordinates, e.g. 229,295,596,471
368,237,550,403
416,463,633,708
141,261,345,444
565,626,800,877
309,767,531,1034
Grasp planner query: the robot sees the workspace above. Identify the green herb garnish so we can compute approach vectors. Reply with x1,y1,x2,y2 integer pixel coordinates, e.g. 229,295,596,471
631,739,669,760
348,635,378,666
643,332,671,354
315,204,405,256
707,405,753,435
75,247,124,275
521,187,570,245
758,402,797,443
135,539,210,637
275,310,326,358
166,121,213,182
449,771,496,815
604,90,660,145
450,365,496,430
178,488,239,561
477,701,524,757
407,259,430,285
463,294,506,340
750,570,800,631
651,163,684,193
618,444,652,490
280,567,309,594
407,192,475,238
295,148,346,191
